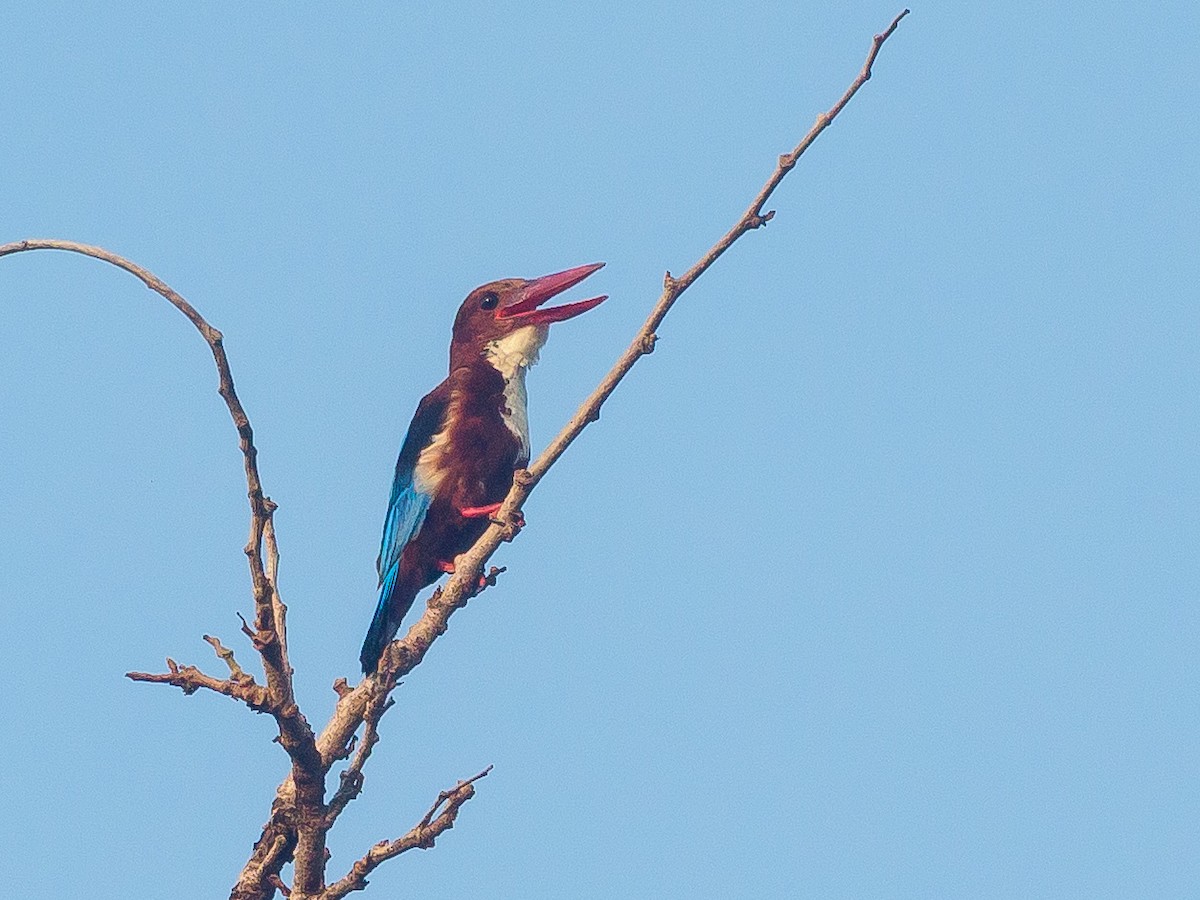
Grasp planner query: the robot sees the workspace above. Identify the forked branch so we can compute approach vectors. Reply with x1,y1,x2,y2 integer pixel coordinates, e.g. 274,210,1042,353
320,767,492,900
242,10,909,895
0,10,907,900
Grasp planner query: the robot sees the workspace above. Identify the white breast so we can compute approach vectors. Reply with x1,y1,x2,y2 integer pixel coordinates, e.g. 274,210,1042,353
484,325,548,459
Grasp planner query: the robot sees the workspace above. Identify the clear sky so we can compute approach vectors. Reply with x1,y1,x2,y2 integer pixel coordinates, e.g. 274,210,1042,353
2,3,1198,898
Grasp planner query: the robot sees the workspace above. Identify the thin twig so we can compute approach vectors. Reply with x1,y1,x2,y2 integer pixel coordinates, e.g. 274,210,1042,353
324,689,391,824
0,11,908,898
205,634,253,682
0,239,308,727
0,238,325,892
128,657,272,710
380,7,910,676
318,768,492,900
0,240,289,664
245,10,908,895
527,6,912,488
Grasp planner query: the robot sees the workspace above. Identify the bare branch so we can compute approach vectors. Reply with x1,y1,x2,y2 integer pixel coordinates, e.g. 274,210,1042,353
335,3,906,685
205,633,254,682
242,11,910,894
2,12,908,898
0,238,326,891
325,689,390,824
319,768,492,900
127,656,272,710
526,7,912,487
0,239,303,700
233,13,909,895
380,8,910,677
237,834,291,900
0,240,288,656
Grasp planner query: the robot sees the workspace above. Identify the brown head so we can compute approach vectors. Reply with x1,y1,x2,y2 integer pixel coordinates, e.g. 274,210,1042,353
449,263,606,369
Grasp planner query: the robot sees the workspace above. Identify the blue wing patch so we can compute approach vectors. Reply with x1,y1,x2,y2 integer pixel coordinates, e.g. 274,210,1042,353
362,385,449,673
376,467,433,588
374,386,448,583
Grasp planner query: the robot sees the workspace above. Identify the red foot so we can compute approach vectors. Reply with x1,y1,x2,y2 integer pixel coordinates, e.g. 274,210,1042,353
436,559,492,592
460,503,526,529
460,502,503,519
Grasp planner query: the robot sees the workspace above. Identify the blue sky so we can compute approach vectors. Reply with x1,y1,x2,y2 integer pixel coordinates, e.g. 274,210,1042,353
2,3,1198,898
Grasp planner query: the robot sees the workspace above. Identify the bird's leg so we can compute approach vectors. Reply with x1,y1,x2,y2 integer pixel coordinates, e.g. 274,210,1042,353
436,558,496,592
460,502,526,529
459,502,503,519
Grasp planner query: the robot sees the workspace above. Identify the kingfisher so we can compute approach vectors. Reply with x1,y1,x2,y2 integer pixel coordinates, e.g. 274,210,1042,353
360,262,607,673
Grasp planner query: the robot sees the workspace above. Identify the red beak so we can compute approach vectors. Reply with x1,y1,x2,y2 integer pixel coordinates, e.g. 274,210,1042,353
497,262,607,325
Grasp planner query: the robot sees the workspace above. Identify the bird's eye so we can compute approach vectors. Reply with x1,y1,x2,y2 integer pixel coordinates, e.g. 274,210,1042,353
479,292,499,311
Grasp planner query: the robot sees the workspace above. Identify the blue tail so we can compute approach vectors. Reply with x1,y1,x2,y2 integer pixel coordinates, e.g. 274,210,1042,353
360,565,418,674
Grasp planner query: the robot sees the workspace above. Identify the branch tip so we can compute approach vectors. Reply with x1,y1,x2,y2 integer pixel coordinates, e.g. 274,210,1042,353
203,633,252,682
258,14,908,887
10,14,910,895
237,611,253,634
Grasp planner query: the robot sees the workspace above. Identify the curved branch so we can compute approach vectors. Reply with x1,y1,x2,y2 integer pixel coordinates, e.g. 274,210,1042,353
2,11,908,898
320,768,491,900
0,238,325,886
0,240,280,623
0,240,286,639
246,9,909,895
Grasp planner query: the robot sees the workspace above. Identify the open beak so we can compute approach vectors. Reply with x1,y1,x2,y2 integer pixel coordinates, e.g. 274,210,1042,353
497,262,607,325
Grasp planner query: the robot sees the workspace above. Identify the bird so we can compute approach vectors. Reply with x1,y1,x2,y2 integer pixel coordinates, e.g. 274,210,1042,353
360,262,607,673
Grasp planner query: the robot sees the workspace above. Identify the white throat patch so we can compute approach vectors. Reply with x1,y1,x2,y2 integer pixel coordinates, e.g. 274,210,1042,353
484,325,548,458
